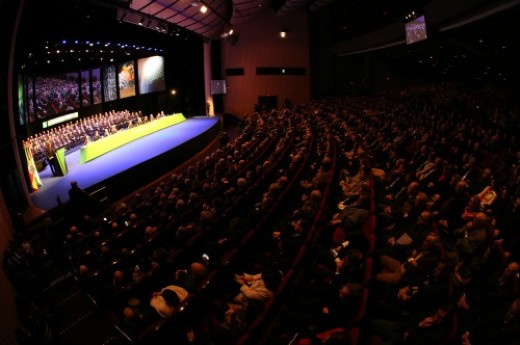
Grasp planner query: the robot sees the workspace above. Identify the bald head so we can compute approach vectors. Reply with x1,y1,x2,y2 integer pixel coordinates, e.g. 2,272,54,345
79,265,89,275
113,270,124,282
123,307,136,321
506,262,519,274
190,262,207,277
474,212,489,225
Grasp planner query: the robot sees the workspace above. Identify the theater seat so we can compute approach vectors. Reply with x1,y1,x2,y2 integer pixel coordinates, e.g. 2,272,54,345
440,311,459,345
137,318,167,343
362,214,377,237
316,326,361,344
366,233,376,257
362,257,373,286
332,226,346,245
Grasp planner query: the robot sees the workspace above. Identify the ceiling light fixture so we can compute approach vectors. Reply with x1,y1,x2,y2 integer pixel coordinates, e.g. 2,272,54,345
220,27,234,38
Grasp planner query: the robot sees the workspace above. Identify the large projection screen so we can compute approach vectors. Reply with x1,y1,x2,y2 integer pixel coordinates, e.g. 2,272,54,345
405,15,428,45
118,60,136,99
138,56,165,95
92,68,102,104
34,72,80,119
103,65,117,102
81,70,92,106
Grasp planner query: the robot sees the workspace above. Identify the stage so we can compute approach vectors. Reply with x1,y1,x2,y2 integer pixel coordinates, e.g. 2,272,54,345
29,116,221,212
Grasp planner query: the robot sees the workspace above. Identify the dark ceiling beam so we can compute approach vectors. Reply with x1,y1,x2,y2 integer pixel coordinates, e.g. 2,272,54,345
309,0,337,12
275,0,306,16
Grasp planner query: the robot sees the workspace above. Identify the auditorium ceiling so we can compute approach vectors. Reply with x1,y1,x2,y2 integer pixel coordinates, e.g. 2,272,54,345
21,0,431,41
371,2,520,85
17,0,431,71
15,0,520,84
117,0,429,40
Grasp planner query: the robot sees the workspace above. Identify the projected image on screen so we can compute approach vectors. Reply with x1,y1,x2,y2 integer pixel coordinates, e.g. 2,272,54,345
103,65,117,102
18,76,26,125
34,72,80,119
26,77,35,123
405,15,428,45
92,68,102,104
81,70,92,107
119,60,136,99
138,56,165,95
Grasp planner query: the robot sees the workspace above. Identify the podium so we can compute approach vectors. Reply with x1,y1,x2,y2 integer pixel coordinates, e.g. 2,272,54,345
54,147,68,176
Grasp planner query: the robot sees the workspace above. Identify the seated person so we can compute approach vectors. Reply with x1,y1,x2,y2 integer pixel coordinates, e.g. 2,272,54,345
328,206,368,232
370,301,456,345
452,212,490,260
345,183,372,210
211,268,284,343
266,213,311,269
280,281,364,333
233,268,283,305
174,261,208,292
313,244,365,283
376,232,442,285
149,285,189,318
381,210,434,261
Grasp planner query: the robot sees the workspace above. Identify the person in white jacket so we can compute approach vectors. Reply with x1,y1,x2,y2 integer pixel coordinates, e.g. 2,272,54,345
233,269,283,304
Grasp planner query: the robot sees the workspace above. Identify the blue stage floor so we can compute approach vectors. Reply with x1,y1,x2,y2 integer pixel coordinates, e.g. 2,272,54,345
30,117,220,211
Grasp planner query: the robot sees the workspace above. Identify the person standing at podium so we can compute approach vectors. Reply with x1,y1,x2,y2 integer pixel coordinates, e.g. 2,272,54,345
68,181,103,219
45,138,57,177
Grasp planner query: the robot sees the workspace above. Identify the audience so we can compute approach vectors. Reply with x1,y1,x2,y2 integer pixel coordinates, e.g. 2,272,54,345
7,83,520,345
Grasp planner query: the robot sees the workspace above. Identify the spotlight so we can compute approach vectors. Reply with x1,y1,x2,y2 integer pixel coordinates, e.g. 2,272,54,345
220,26,238,44
200,5,208,14
138,17,145,25
279,30,287,38
221,28,234,38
